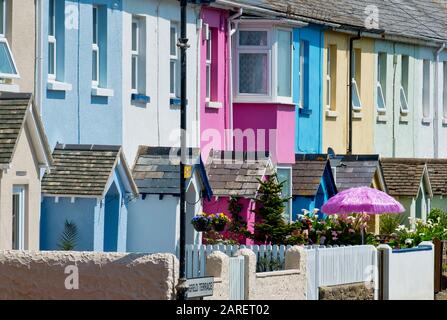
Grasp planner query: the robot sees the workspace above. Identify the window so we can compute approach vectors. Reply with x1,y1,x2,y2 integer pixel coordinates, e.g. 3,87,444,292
351,49,362,110
170,23,179,97
443,62,447,119
0,0,19,81
48,0,56,80
131,18,139,93
376,52,387,112
238,30,269,95
12,186,25,250
298,40,308,108
277,29,292,97
400,55,409,114
92,6,99,86
277,168,292,222
326,45,337,110
204,23,211,102
422,59,431,119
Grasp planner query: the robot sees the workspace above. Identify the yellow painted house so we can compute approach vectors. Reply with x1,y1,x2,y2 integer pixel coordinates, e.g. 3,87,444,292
322,31,375,155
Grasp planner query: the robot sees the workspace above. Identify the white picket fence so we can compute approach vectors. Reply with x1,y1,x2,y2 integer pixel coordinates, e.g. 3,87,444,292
185,244,292,278
305,245,378,300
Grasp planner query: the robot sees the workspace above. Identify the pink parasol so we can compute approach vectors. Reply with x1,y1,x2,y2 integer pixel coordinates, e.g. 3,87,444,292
321,186,405,215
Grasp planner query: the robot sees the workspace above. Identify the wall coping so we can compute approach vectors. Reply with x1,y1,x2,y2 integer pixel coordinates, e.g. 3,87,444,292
256,269,300,278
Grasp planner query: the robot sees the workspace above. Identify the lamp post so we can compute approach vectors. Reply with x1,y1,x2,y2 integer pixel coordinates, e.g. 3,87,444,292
176,0,216,301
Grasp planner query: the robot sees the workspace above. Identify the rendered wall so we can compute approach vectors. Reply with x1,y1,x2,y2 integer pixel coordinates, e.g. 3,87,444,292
0,127,41,250
0,250,178,300
322,32,375,155
122,0,200,162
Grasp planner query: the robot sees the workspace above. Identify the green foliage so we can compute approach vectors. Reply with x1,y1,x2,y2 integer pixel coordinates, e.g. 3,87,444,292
251,175,303,245
256,256,284,272
380,214,405,235
58,220,79,251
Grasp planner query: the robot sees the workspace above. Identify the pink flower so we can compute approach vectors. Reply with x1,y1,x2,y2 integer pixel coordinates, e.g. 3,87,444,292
348,228,355,233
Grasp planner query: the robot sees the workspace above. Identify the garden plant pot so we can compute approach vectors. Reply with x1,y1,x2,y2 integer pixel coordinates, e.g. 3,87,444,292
213,222,226,232
193,221,212,232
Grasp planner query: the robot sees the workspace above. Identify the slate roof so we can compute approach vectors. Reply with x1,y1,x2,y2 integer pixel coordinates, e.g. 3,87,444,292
330,155,384,192
206,150,273,197
132,146,211,196
381,158,429,197
225,0,447,42
42,144,137,197
422,159,447,196
292,154,332,196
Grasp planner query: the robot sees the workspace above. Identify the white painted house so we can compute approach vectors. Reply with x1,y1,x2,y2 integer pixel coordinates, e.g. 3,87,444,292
121,0,201,163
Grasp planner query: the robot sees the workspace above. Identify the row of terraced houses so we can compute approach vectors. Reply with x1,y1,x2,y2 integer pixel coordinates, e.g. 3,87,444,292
1,0,447,254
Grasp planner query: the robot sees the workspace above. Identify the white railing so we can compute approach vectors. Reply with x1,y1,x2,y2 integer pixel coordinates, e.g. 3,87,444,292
305,245,378,300
185,244,292,278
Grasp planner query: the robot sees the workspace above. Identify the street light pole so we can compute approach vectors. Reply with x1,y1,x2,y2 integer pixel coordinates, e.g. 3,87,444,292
176,0,189,301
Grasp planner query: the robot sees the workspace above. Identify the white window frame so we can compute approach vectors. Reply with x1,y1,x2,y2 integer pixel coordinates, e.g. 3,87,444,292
204,23,212,102
277,166,292,223
276,28,293,103
400,55,410,114
351,49,362,111
0,0,5,37
443,62,447,120
298,40,306,109
325,45,331,110
12,186,25,250
376,52,387,113
131,17,140,94
92,6,99,87
422,59,432,119
48,0,56,81
235,26,272,101
0,1,19,81
170,23,179,98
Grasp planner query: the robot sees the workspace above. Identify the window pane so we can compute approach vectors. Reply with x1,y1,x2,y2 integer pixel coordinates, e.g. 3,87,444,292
277,168,291,221
92,50,98,82
423,60,431,118
277,30,291,97
400,86,409,112
12,194,19,250
170,60,176,94
47,42,55,75
0,42,16,75
206,36,211,61
132,56,137,90
239,53,268,94
378,53,387,100
352,80,362,110
132,21,138,52
48,0,55,36
444,62,447,118
377,84,386,111
401,55,409,93
206,65,211,99
239,30,268,46
0,0,4,35
93,7,98,44
170,26,177,56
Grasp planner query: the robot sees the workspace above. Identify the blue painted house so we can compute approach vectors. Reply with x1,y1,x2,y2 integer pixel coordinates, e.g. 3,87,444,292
293,24,324,154
40,144,138,252
291,154,337,220
39,0,123,149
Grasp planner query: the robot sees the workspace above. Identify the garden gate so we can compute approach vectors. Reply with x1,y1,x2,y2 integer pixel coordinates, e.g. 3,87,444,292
229,256,245,300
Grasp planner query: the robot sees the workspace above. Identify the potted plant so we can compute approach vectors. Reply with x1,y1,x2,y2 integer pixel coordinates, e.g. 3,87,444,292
191,213,212,232
212,213,231,232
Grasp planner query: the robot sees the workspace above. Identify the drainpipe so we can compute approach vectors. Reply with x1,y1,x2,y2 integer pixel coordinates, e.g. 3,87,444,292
347,32,361,155
391,43,397,157
35,0,44,115
434,43,446,159
227,8,242,150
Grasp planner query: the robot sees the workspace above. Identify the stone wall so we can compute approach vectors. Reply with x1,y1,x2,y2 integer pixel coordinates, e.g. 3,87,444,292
205,246,307,300
319,282,374,300
0,250,178,300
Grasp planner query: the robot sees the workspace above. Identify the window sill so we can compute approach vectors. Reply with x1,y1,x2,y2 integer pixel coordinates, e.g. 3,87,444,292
352,112,363,120
299,108,312,116
399,115,409,123
376,114,387,123
206,101,223,109
170,97,188,107
0,83,20,93
47,80,72,92
325,110,338,119
92,87,114,97
422,117,432,125
377,109,386,115
131,93,150,104
442,118,447,126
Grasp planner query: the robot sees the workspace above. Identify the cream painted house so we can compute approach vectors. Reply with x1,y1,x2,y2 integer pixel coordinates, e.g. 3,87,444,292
0,92,52,250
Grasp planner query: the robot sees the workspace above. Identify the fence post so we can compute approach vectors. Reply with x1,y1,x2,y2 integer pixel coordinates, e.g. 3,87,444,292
434,238,442,294
377,244,392,300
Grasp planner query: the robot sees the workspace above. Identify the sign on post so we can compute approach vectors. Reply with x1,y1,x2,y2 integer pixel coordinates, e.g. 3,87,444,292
186,277,214,299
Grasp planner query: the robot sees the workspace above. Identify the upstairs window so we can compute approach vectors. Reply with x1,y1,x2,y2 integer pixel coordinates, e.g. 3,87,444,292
131,18,139,93
400,55,409,114
204,23,212,102
0,0,19,81
130,16,146,97
376,52,387,112
326,45,337,111
351,48,362,110
48,0,56,80
235,25,293,103
443,62,447,119
92,6,99,86
298,40,308,108
422,59,432,119
170,23,179,98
